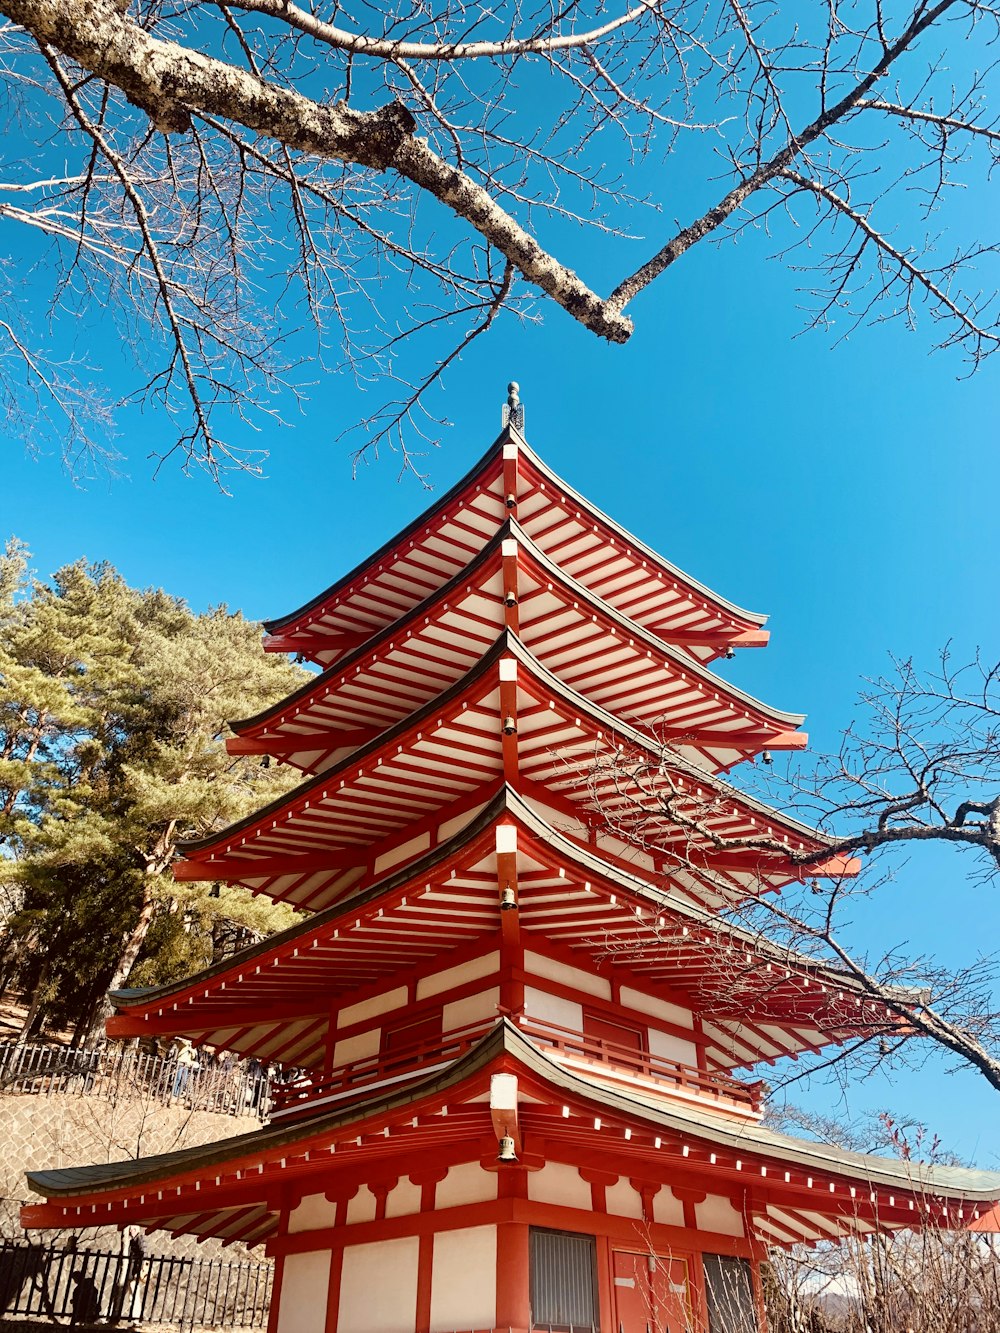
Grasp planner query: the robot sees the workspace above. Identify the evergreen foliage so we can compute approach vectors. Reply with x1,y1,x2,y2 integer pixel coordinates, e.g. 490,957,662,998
0,539,307,1041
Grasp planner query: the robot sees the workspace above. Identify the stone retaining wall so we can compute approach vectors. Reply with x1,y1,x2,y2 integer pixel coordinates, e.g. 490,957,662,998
0,1092,264,1260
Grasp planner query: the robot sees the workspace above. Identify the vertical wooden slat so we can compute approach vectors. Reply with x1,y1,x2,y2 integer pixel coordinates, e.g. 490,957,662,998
0,1239,273,1327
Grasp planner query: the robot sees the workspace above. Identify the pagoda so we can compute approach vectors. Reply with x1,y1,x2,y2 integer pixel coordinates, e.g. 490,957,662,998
24,389,1000,1333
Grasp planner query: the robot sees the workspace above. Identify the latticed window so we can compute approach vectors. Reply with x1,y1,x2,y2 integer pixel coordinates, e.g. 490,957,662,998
529,1227,599,1330
703,1254,758,1333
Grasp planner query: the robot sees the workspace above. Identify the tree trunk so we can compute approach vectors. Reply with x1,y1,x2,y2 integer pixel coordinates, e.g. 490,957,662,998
18,962,50,1042
81,886,158,1047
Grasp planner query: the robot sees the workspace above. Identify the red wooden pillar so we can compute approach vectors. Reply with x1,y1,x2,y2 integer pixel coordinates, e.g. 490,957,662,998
595,1233,616,1333
495,1168,530,1333
266,1202,291,1333
412,1170,447,1333
324,1247,343,1333
750,1240,770,1333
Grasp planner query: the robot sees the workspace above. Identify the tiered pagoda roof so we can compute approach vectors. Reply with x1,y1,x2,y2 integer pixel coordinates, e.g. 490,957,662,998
110,788,885,1073
23,411,1000,1257
25,1025,1000,1249
260,435,770,669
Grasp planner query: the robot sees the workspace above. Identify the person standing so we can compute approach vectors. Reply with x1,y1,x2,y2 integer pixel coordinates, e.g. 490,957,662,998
170,1039,198,1101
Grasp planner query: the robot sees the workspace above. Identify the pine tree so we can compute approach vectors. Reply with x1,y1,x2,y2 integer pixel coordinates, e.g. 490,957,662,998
0,542,306,1041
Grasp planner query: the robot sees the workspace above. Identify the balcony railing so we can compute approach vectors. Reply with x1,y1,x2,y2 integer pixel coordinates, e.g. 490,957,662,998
0,1239,272,1329
270,1019,496,1120
270,1013,760,1119
516,1016,763,1113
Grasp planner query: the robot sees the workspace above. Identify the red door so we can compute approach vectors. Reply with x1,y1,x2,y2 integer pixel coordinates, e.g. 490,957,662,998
612,1250,693,1333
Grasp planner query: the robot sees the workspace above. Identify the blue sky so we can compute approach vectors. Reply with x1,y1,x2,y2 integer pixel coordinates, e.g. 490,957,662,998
2,20,998,1162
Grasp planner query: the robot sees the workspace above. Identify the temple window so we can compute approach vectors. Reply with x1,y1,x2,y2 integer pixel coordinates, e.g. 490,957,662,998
529,1227,600,1330
703,1254,758,1333
582,1010,647,1072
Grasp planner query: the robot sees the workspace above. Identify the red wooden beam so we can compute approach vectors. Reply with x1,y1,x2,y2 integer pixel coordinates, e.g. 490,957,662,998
226,729,377,756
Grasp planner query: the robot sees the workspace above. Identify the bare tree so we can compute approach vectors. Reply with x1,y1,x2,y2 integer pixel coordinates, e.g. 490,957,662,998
0,0,997,478
763,1114,1000,1333
589,648,1000,1094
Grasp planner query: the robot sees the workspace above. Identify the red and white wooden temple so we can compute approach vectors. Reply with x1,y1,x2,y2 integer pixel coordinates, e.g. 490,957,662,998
24,394,1000,1333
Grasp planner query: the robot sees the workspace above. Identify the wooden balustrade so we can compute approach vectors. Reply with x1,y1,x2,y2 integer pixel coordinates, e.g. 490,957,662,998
515,1016,762,1111
271,1012,760,1119
269,1019,496,1119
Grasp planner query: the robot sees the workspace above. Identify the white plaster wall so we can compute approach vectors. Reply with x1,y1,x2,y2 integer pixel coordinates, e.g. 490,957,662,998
438,802,488,840
338,1237,419,1333
605,1178,643,1220
339,987,408,1028
429,1225,497,1333
594,831,656,871
346,1187,378,1226
276,1251,330,1333
524,951,612,1001
442,988,499,1030
333,1029,381,1065
527,1162,593,1211
696,1194,745,1237
289,1193,339,1234
435,1161,497,1209
620,986,693,1029
524,986,583,1031
652,1189,685,1227
647,1027,698,1068
385,1177,424,1219
520,797,589,841
374,832,431,875
418,952,499,1001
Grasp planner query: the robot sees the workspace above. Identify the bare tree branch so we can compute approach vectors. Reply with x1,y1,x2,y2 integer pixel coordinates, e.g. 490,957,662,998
0,0,996,475
588,648,1000,1095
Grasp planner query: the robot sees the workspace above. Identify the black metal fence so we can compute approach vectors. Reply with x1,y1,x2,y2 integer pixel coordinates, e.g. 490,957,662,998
0,1042,272,1120
0,1241,272,1329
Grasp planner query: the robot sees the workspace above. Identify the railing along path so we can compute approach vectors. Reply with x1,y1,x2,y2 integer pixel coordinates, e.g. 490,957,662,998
0,1240,272,1329
0,1040,272,1119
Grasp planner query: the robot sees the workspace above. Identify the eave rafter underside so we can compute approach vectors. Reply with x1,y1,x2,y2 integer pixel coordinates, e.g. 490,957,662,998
23,1040,994,1250
265,434,765,671
122,803,879,1074
234,530,800,779
183,639,833,916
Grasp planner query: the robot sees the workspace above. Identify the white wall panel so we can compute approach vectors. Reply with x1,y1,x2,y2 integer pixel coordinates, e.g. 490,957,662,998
435,1162,497,1209
338,987,408,1029
418,953,499,1001
385,1177,423,1219
289,1193,338,1234
647,1027,698,1068
276,1251,330,1333
524,986,583,1031
527,1162,592,1211
345,1187,377,1226
442,988,499,1031
429,1226,496,1333
333,1029,381,1065
605,1177,643,1219
652,1188,685,1227
338,1237,419,1333
524,952,612,1001
620,986,693,1029
696,1194,745,1237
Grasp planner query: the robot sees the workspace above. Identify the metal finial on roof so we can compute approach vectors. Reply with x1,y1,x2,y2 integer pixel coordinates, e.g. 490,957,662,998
502,380,524,431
